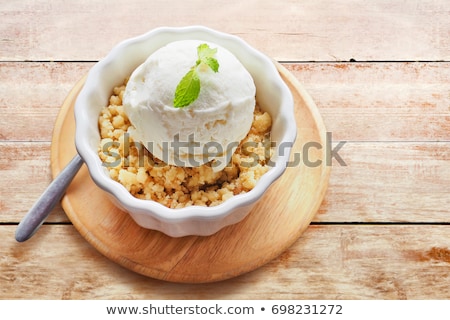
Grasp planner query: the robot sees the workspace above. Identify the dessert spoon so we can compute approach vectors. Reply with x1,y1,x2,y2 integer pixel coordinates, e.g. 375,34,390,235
15,154,84,242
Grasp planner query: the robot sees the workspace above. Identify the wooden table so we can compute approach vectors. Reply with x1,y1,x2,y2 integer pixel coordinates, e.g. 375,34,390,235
1,0,449,299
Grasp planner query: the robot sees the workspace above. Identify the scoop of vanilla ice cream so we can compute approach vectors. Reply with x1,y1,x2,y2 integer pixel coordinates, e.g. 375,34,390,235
123,40,256,171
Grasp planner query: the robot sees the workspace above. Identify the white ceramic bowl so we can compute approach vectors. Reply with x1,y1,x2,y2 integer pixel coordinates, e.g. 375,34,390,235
74,26,296,237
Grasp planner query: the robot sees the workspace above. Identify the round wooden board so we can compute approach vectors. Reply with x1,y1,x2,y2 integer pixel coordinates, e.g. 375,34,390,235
51,63,330,283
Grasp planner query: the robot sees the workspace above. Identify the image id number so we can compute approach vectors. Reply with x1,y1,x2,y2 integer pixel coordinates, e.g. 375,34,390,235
271,304,343,315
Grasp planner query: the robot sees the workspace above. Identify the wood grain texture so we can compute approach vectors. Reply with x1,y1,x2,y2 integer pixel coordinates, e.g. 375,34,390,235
3,141,449,224
0,62,93,141
319,141,450,222
1,0,449,61
1,62,449,142
2,62,449,223
3,225,450,299
0,142,66,223
291,62,450,142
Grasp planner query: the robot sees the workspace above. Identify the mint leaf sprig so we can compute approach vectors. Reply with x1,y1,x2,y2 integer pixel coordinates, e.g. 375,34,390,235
173,43,219,108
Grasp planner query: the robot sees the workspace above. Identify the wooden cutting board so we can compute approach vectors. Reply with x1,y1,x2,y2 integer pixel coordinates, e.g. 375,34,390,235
50,63,330,283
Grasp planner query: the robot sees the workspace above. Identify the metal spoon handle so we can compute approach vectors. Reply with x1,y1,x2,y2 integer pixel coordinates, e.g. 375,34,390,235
15,154,84,242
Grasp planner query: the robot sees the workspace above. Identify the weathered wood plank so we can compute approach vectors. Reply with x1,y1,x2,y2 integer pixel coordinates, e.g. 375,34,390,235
0,62,93,141
1,142,449,223
318,141,450,222
1,62,449,142
1,0,449,61
2,225,450,299
0,142,68,223
290,62,450,142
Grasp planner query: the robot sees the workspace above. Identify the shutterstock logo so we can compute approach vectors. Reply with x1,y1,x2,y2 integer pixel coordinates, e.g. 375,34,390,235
100,132,347,168
286,132,347,167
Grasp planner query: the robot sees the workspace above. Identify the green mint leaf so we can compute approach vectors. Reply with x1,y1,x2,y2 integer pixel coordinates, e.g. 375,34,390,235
203,57,219,72
197,43,217,61
173,43,220,108
173,68,200,108
196,44,219,72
